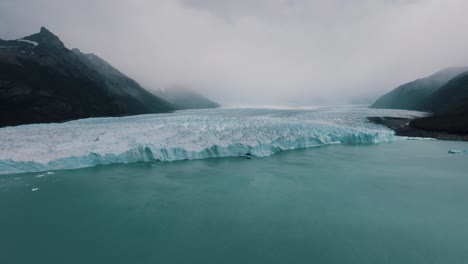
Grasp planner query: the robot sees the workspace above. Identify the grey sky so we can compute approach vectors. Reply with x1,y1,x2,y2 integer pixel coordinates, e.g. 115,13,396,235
1,0,468,105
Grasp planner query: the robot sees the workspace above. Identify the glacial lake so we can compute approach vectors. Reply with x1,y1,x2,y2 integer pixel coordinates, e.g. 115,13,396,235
1,139,468,264
1,107,468,263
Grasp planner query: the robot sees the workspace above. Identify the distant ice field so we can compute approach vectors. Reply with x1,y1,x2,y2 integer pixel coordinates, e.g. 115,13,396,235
0,107,426,175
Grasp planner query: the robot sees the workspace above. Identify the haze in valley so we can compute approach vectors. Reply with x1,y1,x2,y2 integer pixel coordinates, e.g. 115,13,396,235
2,0,468,105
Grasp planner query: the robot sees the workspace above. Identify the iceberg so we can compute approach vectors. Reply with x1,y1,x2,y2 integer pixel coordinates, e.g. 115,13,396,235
448,150,468,154
0,107,426,175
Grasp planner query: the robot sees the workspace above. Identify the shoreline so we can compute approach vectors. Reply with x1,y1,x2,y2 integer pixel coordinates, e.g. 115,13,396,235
367,117,468,141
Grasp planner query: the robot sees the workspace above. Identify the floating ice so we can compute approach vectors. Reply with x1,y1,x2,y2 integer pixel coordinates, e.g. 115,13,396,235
35,172,54,178
448,150,468,154
0,107,426,175
31,188,39,192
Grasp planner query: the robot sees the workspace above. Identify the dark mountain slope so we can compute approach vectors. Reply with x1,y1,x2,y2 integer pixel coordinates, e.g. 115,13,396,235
369,69,468,138
155,87,220,110
421,71,468,113
370,66,468,111
0,27,173,127
410,72,468,133
72,49,173,113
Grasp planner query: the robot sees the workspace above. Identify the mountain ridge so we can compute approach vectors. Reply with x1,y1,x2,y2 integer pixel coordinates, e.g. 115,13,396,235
370,66,468,111
370,66,468,136
155,87,221,110
0,27,174,127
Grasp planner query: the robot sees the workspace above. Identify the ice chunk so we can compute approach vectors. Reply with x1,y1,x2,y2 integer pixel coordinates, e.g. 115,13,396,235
449,150,468,154
34,172,54,178
31,188,39,192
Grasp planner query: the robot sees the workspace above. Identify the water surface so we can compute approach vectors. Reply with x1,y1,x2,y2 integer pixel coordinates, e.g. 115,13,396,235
1,140,468,264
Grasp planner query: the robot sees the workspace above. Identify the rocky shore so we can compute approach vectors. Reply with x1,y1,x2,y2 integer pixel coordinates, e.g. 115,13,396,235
367,117,468,141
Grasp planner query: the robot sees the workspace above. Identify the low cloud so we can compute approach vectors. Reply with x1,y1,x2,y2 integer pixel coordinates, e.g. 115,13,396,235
1,0,468,105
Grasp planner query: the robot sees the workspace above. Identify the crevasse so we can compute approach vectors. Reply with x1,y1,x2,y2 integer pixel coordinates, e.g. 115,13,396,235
0,107,425,175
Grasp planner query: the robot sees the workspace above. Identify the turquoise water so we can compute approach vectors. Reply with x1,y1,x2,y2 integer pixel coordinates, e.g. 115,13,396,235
1,139,468,264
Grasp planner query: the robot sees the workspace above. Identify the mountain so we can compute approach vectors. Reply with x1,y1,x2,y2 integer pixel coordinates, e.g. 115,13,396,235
0,27,174,127
155,87,220,110
410,72,468,133
370,66,468,111
370,67,468,136
421,71,468,113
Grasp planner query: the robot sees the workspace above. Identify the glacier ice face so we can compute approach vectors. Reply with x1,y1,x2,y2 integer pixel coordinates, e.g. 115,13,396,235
0,107,426,175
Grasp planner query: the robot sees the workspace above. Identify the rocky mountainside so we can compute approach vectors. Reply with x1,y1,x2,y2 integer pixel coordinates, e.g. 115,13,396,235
421,71,468,113
0,27,174,127
370,66,468,111
155,87,220,110
410,72,468,134
370,67,468,137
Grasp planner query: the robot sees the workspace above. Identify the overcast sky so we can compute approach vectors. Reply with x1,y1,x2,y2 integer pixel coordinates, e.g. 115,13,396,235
1,0,468,105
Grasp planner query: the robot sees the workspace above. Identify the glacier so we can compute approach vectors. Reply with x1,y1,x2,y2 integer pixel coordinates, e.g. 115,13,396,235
0,107,426,175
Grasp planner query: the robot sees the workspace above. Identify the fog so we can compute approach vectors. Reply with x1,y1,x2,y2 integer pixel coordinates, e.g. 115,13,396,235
1,0,468,105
